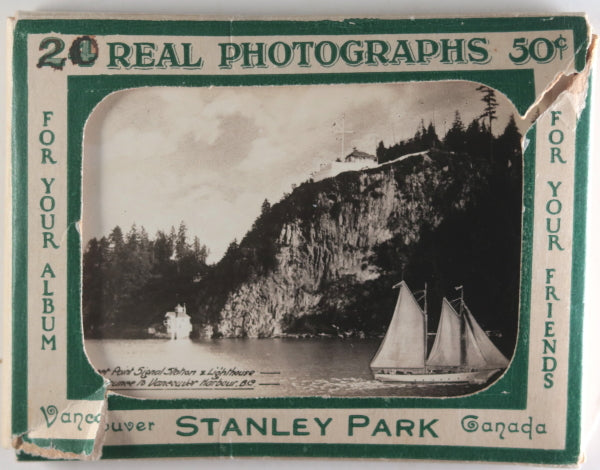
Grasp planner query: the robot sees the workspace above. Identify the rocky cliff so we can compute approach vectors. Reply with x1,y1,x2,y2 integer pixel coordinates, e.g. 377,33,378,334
192,148,520,348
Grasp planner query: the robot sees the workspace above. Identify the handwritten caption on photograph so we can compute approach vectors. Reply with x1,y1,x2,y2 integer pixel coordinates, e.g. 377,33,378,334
98,366,281,391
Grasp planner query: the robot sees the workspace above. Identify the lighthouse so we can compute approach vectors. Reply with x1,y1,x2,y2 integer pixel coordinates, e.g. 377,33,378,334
164,303,192,340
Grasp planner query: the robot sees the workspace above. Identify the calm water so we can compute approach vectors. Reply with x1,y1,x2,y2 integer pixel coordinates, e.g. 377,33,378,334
85,338,486,399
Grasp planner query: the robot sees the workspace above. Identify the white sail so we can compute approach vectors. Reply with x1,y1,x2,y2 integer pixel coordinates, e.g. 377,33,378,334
426,298,462,367
426,297,508,369
463,317,489,368
370,281,426,370
463,305,509,368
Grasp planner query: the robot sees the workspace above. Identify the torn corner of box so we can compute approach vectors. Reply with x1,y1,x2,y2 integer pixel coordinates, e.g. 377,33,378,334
525,34,598,127
12,385,109,461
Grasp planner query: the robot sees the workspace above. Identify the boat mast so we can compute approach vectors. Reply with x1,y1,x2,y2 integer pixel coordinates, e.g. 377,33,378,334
456,285,466,368
423,282,428,372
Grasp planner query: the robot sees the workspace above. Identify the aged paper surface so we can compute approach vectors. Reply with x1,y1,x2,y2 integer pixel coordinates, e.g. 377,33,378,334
2,12,596,464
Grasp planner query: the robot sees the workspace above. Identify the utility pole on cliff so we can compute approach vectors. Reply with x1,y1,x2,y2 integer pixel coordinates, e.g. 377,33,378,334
333,113,354,161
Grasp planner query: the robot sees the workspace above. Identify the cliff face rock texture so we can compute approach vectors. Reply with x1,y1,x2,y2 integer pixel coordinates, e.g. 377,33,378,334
201,150,492,339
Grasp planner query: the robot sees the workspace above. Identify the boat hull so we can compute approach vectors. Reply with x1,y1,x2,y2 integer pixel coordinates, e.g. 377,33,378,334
373,368,501,385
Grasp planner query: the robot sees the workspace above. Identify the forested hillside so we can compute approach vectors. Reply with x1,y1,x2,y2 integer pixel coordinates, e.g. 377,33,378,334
83,90,522,355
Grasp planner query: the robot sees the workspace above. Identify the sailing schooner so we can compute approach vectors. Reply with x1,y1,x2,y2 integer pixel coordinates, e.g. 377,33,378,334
370,281,509,384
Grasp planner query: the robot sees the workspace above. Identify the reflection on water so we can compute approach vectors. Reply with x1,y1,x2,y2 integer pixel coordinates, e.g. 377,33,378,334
85,338,485,399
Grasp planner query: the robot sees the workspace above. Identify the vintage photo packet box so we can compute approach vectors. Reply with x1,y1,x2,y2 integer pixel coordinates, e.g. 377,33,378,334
2,11,598,465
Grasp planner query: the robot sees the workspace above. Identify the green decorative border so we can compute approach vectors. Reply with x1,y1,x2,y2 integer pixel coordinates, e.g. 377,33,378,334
11,18,29,438
67,70,535,412
564,72,593,464
21,436,96,457
100,442,578,463
11,16,590,464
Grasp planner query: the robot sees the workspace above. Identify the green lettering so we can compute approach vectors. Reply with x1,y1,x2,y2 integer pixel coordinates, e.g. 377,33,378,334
545,286,560,301
314,41,338,66
547,181,562,197
548,235,565,251
41,263,56,278
396,419,414,436
440,39,465,63
176,416,198,437
108,42,131,68
416,39,439,63
242,42,266,68
292,41,314,66
271,418,290,436
181,43,203,67
419,419,439,438
222,418,243,436
246,418,267,435
41,316,54,332
293,418,309,436
268,42,293,67
467,38,489,63
348,415,369,436
550,147,567,163
200,418,219,436
371,419,392,436
43,298,54,314
134,42,156,67
340,40,363,65
365,40,390,65
39,129,54,146
543,339,556,354
314,417,332,436
156,43,181,68
390,40,416,64
43,232,59,249
41,334,56,351
549,129,564,145
219,43,242,69
41,148,57,164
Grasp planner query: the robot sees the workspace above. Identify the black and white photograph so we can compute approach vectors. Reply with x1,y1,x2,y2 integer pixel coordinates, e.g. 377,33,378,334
81,81,524,398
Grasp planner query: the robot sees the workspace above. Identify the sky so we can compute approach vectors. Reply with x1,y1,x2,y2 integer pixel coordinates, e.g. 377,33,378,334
82,80,519,262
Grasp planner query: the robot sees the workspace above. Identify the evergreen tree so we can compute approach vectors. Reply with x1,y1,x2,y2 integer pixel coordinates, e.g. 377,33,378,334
168,226,177,257
82,237,105,337
476,85,499,135
193,236,209,265
126,223,139,246
376,140,386,163
261,199,271,215
444,111,467,152
139,226,152,263
103,226,128,325
494,114,523,200
153,230,173,272
226,239,239,254
175,221,189,260
416,119,426,140
109,225,124,251
423,121,440,149
465,118,490,160
497,115,521,162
